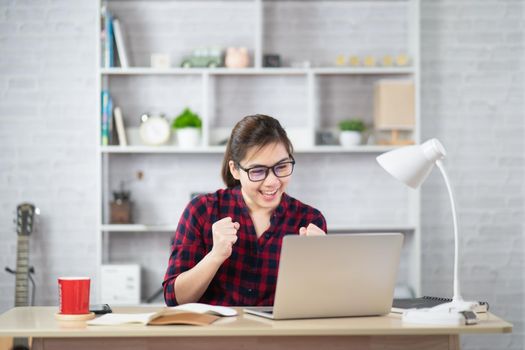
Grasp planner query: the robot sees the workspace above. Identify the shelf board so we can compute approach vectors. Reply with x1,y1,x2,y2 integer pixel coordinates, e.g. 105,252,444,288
295,145,401,153
100,66,414,76
100,145,226,154
100,67,206,75
210,68,308,75
100,145,399,154
101,224,178,232
313,67,414,75
328,224,416,233
101,224,415,233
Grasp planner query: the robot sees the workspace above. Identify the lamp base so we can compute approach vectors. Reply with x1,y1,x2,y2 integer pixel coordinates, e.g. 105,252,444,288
402,300,480,326
432,299,479,313
403,308,465,325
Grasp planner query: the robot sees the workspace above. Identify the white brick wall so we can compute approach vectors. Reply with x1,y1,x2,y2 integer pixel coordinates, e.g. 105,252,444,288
0,1,523,349
0,0,99,309
263,1,410,67
421,1,524,350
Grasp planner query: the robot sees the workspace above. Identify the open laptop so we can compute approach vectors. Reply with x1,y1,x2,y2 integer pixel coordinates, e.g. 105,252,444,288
244,233,403,320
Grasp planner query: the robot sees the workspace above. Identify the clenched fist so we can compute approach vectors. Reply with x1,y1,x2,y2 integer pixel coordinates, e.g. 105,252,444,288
210,216,240,262
299,223,326,236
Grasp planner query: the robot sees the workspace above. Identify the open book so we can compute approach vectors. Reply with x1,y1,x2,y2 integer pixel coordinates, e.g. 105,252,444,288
87,303,237,326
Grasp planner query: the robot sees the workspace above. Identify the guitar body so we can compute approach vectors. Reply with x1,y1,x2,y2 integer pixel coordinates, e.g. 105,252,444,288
11,203,38,350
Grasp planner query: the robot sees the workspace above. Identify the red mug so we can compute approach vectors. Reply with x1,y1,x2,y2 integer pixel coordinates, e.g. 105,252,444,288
58,277,90,314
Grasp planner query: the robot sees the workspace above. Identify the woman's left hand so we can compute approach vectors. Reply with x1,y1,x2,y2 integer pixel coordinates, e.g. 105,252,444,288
299,223,326,236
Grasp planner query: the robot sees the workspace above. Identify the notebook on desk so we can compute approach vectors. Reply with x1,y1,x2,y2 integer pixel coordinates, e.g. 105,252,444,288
391,296,489,313
244,233,404,320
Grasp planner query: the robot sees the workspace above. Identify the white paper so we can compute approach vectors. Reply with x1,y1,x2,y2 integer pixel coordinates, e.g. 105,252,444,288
87,312,156,326
171,303,237,316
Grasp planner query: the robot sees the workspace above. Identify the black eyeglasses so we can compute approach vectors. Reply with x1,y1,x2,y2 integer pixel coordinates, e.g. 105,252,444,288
237,158,296,182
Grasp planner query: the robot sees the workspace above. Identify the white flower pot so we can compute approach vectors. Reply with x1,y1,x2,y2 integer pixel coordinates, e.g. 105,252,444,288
339,131,362,147
176,128,201,148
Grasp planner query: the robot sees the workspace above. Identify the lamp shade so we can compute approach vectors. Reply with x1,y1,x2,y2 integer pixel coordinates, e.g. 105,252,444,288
376,139,446,188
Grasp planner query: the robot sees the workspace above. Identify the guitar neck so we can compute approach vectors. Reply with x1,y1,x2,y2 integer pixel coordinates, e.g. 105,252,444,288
15,235,30,307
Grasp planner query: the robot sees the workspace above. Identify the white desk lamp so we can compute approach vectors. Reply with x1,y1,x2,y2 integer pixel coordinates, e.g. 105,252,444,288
377,138,479,325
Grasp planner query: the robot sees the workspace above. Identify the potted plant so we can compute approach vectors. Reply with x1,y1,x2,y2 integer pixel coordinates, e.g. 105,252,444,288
172,108,202,148
338,119,365,147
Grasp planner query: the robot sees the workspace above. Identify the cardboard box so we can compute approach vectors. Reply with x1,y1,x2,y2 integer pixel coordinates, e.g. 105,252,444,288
374,80,415,130
101,264,141,305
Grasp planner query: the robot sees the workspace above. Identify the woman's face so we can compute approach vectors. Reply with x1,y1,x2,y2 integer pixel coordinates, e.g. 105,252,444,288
229,142,293,213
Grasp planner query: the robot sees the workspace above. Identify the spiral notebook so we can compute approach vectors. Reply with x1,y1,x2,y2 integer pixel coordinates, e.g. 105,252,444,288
391,296,489,314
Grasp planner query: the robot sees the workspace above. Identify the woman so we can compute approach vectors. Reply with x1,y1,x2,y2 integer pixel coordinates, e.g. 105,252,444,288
163,114,327,306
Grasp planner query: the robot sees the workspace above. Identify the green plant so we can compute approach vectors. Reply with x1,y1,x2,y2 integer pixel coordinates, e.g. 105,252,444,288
338,119,365,132
172,108,202,129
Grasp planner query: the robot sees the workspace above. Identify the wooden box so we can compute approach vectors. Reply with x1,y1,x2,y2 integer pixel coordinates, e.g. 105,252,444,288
374,80,415,130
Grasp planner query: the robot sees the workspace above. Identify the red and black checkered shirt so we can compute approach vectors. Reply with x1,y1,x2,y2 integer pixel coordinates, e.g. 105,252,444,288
163,186,327,306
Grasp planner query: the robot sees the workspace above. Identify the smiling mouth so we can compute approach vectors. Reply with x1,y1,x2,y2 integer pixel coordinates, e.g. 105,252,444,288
260,189,279,197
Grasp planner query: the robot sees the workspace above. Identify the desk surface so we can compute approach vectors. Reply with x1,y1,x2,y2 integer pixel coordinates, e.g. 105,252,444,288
0,306,512,338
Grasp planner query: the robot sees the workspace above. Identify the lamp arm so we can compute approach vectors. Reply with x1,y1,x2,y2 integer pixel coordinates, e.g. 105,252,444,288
435,160,462,303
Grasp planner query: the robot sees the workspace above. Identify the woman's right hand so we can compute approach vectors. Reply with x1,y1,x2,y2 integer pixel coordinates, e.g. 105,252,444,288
210,216,240,262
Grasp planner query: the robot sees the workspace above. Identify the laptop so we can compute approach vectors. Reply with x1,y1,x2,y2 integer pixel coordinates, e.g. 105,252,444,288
244,233,403,320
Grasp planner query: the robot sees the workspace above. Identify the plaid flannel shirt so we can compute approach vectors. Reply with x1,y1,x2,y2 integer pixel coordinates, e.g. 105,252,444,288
163,186,327,306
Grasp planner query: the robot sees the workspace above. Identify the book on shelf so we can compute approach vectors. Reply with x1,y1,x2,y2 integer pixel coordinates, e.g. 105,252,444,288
391,296,489,314
102,6,114,68
87,303,237,326
100,5,106,67
101,90,113,146
112,18,130,68
113,106,128,146
101,90,109,145
107,95,114,145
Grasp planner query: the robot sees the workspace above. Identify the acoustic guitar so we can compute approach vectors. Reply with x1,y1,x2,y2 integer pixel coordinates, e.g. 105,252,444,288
11,203,38,350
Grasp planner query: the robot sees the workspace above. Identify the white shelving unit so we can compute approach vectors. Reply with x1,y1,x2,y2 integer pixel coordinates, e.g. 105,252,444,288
96,0,421,303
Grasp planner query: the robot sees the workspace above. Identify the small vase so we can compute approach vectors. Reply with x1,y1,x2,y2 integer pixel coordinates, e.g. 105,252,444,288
339,131,362,147
176,128,201,148
225,47,250,68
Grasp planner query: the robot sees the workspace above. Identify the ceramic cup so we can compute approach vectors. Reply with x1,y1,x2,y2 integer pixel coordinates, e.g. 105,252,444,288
58,277,90,314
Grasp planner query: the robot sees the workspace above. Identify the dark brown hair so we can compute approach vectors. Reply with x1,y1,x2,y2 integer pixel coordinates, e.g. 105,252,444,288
221,114,294,188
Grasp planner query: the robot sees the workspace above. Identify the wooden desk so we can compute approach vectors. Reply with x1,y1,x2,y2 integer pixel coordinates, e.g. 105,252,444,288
0,306,512,350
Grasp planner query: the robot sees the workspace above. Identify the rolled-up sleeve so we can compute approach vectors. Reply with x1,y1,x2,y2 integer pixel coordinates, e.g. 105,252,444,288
313,211,327,233
162,196,207,306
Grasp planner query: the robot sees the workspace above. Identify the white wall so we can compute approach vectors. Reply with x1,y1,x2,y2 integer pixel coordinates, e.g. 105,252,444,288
420,2,524,349
0,0,99,309
0,1,522,349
